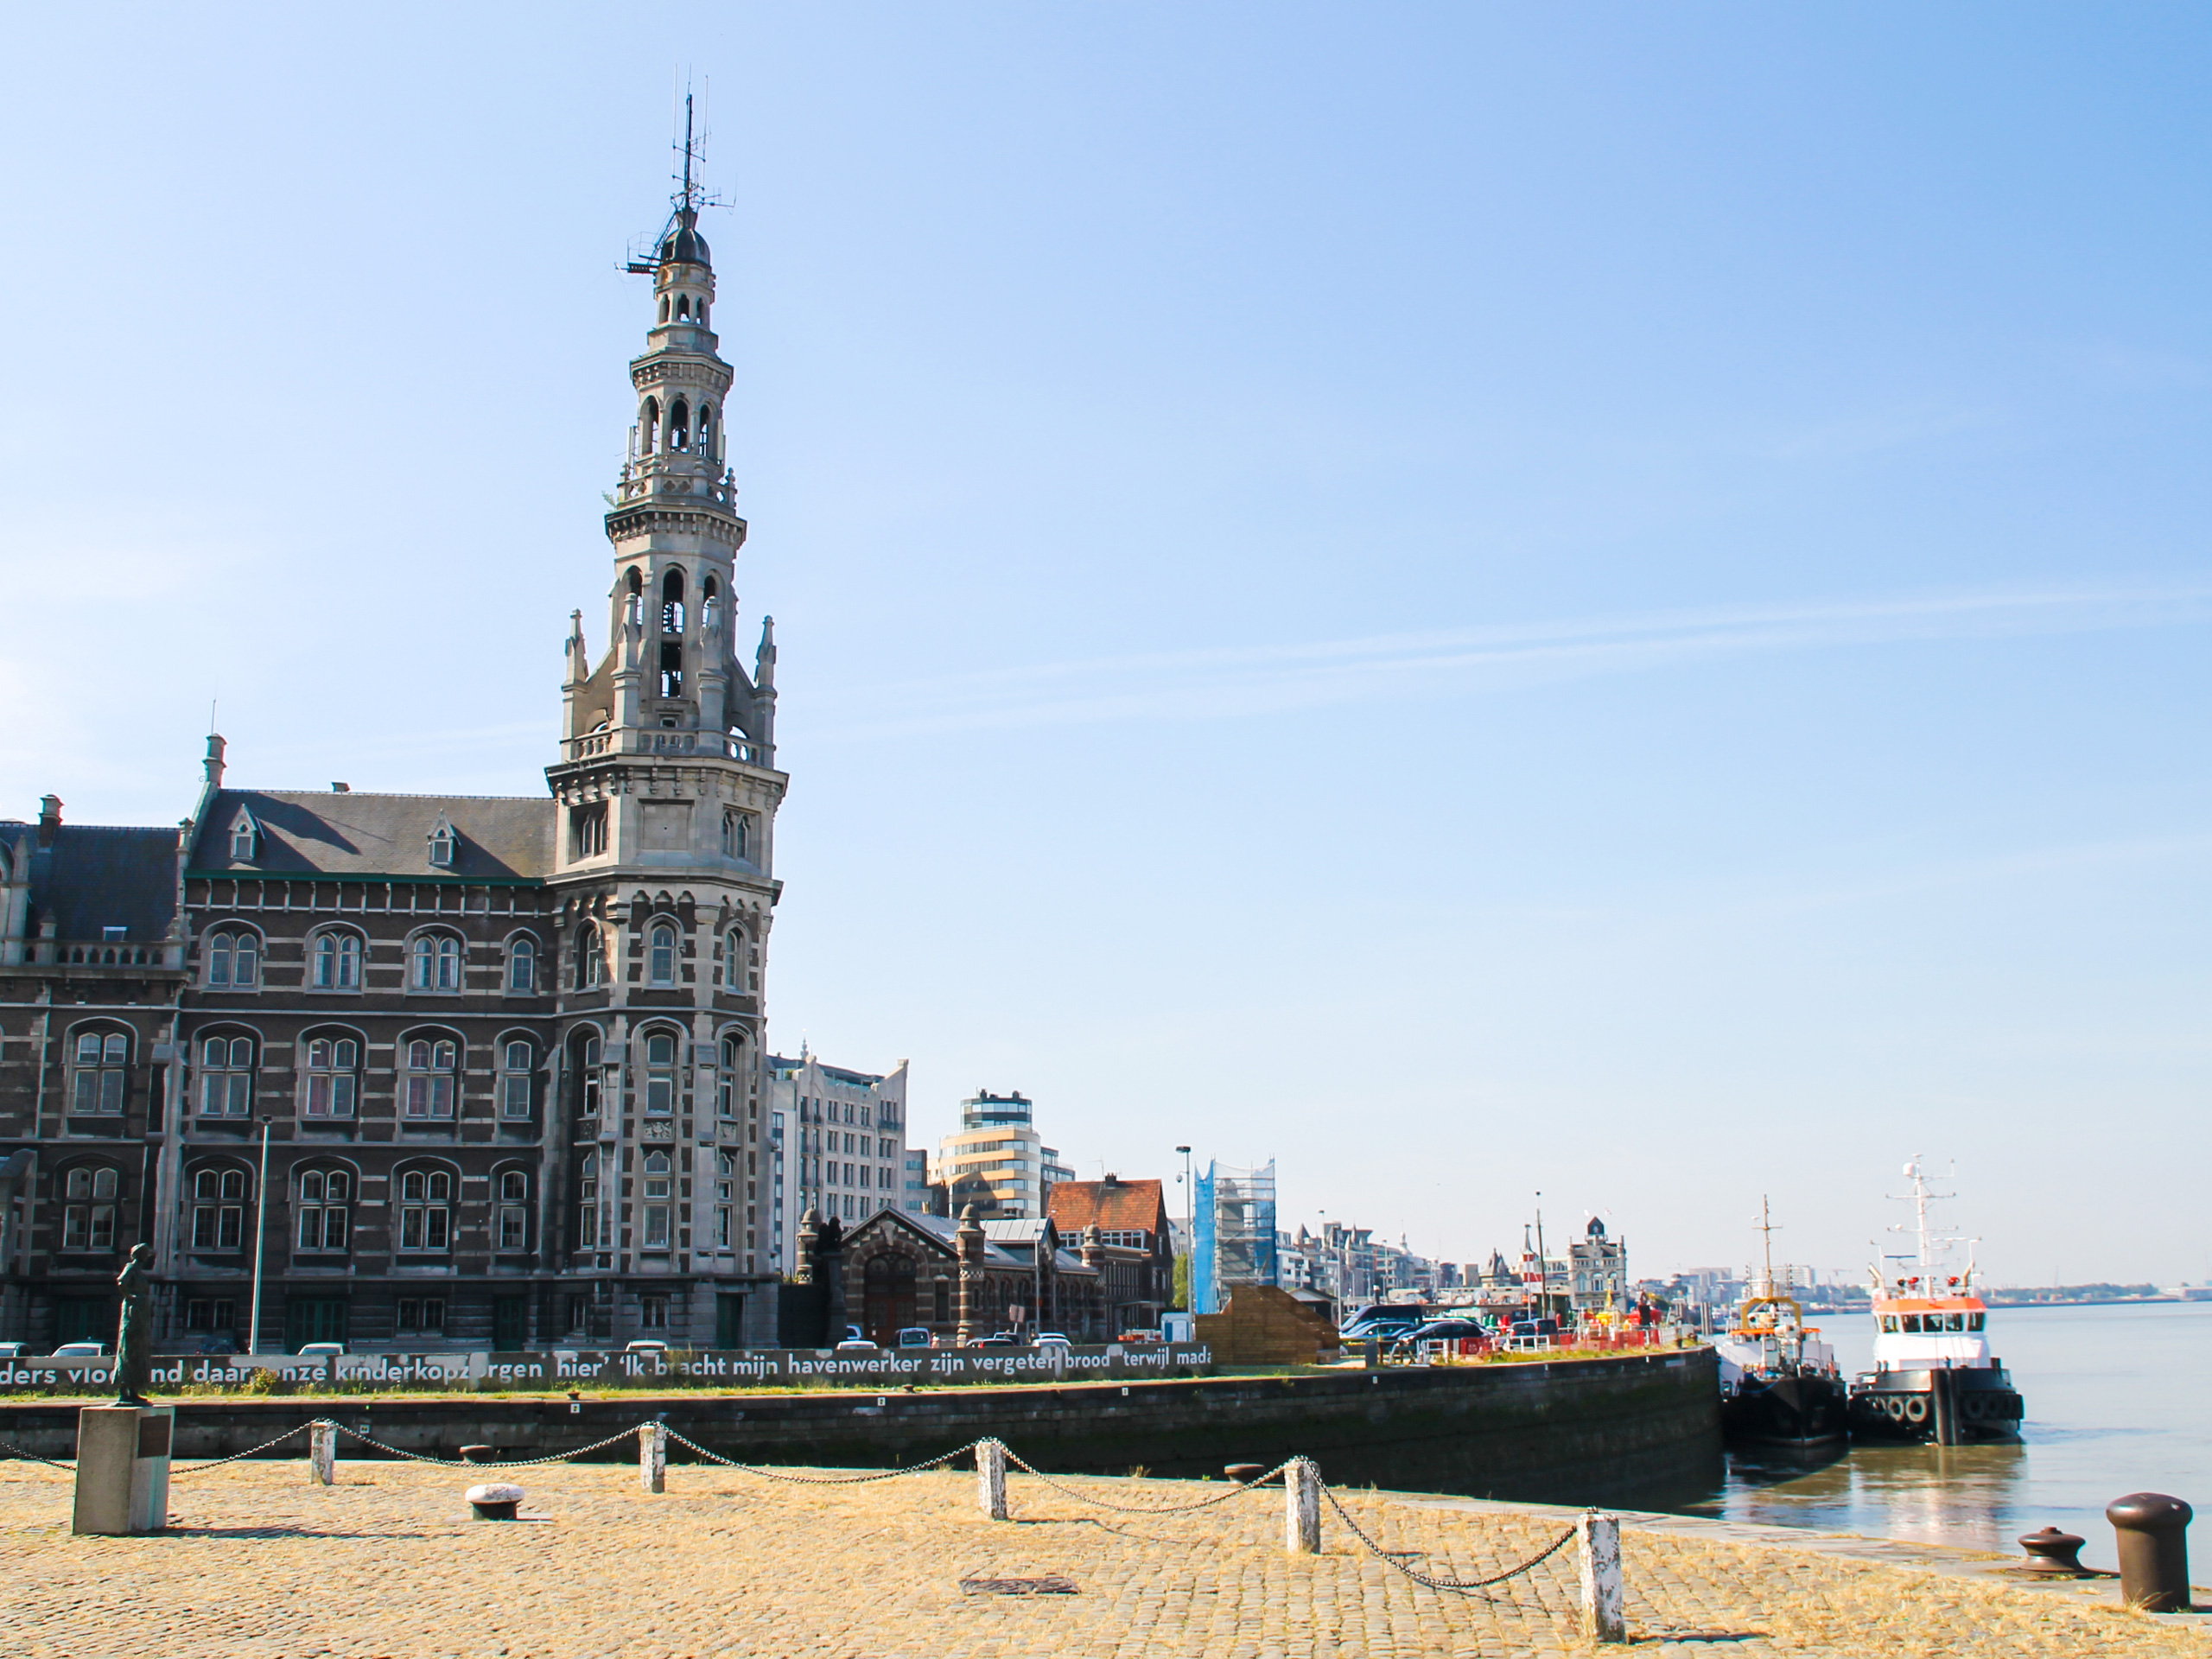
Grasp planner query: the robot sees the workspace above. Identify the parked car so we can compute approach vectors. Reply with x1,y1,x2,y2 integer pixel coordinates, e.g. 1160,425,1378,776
50,1341,106,1358
968,1334,1016,1348
0,1341,25,1360
894,1327,937,1349
1389,1319,1489,1352
296,1341,346,1360
623,1339,671,1356
1116,1330,1164,1344
833,1337,878,1353
1034,1332,1072,1349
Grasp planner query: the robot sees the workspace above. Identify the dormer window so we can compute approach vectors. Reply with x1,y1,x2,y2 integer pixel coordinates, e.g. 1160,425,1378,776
227,810,259,862
427,818,456,868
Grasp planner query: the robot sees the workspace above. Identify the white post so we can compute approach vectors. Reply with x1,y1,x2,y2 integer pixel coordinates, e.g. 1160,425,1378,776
308,1421,337,1486
976,1439,1008,1521
1577,1510,1624,1644
1284,1458,1321,1555
639,1422,666,1494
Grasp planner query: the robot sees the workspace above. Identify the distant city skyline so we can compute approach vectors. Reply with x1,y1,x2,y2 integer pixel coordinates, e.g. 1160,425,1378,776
2,4,2205,1282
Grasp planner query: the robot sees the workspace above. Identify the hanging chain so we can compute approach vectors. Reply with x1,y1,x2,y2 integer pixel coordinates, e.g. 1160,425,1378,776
0,1434,75,1471
1319,1484,1577,1596
327,1420,645,1469
169,1422,311,1475
662,1428,982,1483
998,1445,1295,1513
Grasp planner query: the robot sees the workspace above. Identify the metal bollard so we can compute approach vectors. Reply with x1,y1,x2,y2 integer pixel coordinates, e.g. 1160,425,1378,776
2107,1492,2192,1612
976,1439,1008,1521
1284,1459,1321,1555
1577,1510,1625,1643
308,1421,337,1487
639,1421,667,1495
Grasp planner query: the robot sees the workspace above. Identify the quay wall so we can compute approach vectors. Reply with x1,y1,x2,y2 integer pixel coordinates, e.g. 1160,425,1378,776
0,1349,1721,1507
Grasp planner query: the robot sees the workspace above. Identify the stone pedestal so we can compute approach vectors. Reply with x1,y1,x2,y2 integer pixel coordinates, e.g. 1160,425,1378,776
72,1405,173,1535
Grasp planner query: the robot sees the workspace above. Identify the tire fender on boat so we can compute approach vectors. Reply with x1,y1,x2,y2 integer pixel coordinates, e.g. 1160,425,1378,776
1903,1395,1929,1423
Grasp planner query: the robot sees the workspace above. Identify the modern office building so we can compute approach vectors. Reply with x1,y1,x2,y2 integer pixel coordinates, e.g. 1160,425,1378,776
762,1052,912,1274
934,1089,1066,1220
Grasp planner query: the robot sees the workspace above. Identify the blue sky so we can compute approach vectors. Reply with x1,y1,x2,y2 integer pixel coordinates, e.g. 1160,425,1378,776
2,4,2205,1283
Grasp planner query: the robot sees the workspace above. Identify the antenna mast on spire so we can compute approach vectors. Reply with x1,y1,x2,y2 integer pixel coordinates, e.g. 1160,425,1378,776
626,78,729,275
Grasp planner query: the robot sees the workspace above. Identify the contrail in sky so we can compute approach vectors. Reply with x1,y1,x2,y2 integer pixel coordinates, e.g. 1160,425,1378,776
806,582,2212,740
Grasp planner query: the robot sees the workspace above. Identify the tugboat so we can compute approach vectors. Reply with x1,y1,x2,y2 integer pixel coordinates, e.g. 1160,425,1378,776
1848,1160,2024,1444
1713,1198,1848,1447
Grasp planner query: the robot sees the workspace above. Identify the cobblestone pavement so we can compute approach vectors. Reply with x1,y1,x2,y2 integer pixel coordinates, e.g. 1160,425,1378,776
2,1454,2206,1657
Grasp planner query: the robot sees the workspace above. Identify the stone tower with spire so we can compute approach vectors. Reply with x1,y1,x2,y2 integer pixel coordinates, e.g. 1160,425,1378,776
542,115,788,1345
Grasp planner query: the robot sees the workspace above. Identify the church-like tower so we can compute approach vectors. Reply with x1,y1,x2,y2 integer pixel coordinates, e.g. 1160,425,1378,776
543,129,787,1345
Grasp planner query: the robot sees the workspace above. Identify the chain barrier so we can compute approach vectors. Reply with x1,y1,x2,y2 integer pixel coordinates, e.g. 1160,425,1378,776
169,1422,310,1475
1319,1484,1577,1597
0,1435,74,1471
662,1428,983,1484
327,1420,644,1469
999,1445,1297,1514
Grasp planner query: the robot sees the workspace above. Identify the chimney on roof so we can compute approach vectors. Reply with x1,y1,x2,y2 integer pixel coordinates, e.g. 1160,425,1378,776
1103,1173,1120,1186
203,734,226,788
331,782,351,793
35,795,61,849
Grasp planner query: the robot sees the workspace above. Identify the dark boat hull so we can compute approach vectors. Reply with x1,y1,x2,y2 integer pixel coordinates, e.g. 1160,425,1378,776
1723,1370,1850,1447
1849,1367,2023,1443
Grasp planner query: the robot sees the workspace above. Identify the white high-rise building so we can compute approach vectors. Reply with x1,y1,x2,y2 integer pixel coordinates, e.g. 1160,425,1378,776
763,1053,912,1274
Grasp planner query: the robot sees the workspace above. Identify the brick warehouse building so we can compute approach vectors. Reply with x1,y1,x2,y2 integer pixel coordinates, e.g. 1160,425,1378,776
0,166,795,1354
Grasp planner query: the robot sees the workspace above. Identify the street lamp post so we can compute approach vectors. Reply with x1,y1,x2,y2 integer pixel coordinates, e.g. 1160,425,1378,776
248,1116,272,1355
1175,1145,1192,1313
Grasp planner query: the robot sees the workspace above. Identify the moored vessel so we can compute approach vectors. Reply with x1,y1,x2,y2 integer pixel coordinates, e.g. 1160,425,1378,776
1848,1160,2024,1444
1714,1198,1847,1448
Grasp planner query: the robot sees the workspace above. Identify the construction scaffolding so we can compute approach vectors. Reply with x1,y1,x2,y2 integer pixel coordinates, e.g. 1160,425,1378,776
1192,1160,1279,1316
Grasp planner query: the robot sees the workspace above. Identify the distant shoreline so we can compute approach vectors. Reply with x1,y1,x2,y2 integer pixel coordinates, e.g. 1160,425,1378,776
1796,1296,2207,1313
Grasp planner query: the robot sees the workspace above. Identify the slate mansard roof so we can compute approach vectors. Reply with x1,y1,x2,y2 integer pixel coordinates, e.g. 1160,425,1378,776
188,791,556,882
0,822,181,942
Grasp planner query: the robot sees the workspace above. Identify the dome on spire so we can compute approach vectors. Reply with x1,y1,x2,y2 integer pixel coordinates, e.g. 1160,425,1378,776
658,208,711,269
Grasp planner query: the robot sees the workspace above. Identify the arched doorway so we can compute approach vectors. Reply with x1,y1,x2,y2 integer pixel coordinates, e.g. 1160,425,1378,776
862,1253,917,1345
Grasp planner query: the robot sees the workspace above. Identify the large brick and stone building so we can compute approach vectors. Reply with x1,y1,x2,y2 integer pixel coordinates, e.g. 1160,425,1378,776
0,163,791,1353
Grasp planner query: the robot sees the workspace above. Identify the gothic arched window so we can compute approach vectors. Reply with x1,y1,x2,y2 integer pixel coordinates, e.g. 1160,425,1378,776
499,1038,533,1120
69,1029,128,1116
505,937,537,994
198,1035,255,1116
398,1167,452,1251
670,398,690,451
410,932,463,993
302,1035,359,1119
641,1149,672,1247
205,929,260,989
575,923,604,989
578,1149,601,1248
296,1168,351,1252
642,1029,678,1116
402,1037,460,1119
498,1169,529,1250
649,924,677,985
697,403,715,457
60,1164,119,1251
311,929,363,991
661,567,685,634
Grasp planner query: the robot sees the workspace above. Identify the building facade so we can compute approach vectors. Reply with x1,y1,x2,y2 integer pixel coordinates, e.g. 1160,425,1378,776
0,171,791,1354
933,1088,1066,1220
1046,1174,1173,1333
763,1052,913,1274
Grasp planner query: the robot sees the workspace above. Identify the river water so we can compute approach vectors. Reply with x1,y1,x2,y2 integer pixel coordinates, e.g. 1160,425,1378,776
1686,1300,2212,1570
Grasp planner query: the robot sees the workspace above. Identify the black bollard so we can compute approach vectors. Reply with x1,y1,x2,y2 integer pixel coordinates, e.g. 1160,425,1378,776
2107,1492,2193,1611
2017,1527,2088,1576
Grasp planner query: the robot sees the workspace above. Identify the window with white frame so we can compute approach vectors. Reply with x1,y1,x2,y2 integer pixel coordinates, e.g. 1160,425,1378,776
191,1167,247,1249
505,937,537,993
575,922,604,989
410,932,463,993
397,1168,452,1250
642,1031,678,1116
499,1039,533,1119
641,1149,671,1248
498,1170,529,1250
61,1166,118,1250
402,1037,459,1119
574,1032,602,1116
205,929,259,989
648,923,677,984
198,1036,254,1116
715,1151,734,1249
723,927,756,991
296,1169,350,1251
69,1031,128,1115
311,930,363,990
302,1036,359,1118
578,1150,600,1249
